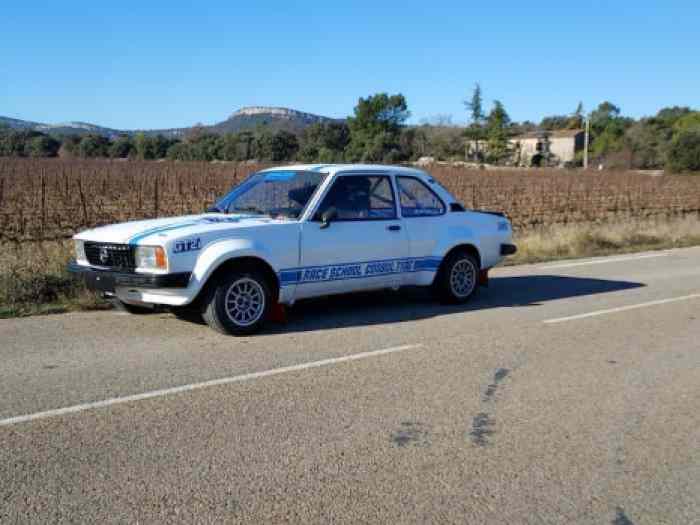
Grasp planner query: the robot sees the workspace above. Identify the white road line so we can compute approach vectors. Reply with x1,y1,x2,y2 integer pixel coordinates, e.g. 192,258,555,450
0,343,422,427
544,294,700,324
540,252,669,269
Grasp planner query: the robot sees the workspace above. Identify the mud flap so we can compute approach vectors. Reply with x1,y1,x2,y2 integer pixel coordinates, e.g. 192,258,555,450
268,302,288,323
478,269,489,287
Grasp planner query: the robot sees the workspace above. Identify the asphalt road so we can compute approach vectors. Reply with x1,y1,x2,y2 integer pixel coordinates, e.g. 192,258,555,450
1,247,699,524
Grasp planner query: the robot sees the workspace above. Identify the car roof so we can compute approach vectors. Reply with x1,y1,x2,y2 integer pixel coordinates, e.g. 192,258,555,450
261,164,431,178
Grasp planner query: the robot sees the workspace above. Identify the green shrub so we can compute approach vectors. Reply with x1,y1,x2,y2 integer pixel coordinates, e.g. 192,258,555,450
667,129,700,173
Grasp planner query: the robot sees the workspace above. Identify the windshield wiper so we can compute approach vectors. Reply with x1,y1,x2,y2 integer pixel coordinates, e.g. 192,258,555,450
228,206,269,216
206,205,223,213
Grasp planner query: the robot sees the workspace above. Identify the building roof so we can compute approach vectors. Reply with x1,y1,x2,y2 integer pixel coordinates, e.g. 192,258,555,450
514,129,584,139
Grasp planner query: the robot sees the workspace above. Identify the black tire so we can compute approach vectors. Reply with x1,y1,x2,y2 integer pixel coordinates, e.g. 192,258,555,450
434,250,480,304
201,269,272,336
109,298,155,314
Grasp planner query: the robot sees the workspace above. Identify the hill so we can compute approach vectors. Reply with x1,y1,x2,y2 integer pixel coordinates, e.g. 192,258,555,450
0,106,337,138
209,107,336,135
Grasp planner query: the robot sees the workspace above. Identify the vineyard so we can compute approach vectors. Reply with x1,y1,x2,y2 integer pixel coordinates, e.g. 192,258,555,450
1,158,700,242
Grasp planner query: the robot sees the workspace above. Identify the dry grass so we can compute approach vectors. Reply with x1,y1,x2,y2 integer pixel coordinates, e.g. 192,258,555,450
510,214,700,264
2,214,699,318
0,241,105,318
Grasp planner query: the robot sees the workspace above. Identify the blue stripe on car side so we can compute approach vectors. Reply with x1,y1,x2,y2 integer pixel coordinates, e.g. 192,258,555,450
279,270,302,284
278,256,443,287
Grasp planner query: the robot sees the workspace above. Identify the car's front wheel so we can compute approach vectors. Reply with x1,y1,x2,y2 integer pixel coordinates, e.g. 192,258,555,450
201,270,272,335
434,250,480,304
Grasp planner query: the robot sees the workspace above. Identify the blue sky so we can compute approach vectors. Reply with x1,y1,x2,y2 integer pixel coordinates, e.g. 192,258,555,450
2,1,698,129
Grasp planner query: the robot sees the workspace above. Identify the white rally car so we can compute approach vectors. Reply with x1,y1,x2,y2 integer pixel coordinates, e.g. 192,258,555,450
69,164,516,335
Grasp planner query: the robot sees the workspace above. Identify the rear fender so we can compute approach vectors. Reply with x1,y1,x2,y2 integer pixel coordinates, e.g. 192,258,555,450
437,225,483,261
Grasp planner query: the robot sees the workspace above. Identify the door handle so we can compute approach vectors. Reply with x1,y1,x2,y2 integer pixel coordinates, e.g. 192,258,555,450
387,225,401,231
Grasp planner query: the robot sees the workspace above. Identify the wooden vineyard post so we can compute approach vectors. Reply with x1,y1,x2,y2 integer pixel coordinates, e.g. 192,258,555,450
154,174,160,218
77,175,89,226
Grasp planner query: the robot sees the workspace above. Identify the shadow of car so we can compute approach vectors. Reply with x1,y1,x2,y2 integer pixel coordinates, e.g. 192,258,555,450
266,275,644,333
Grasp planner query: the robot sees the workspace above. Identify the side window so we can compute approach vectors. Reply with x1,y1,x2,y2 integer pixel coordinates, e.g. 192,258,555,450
397,177,446,217
316,175,396,220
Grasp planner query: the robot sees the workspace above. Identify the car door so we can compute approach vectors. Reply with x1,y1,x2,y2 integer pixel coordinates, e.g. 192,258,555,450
295,174,409,299
395,175,447,285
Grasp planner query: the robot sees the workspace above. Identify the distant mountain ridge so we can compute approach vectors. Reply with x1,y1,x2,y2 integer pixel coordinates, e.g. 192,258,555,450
0,106,338,138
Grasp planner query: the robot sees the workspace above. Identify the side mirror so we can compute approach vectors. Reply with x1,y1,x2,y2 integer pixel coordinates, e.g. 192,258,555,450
319,207,338,229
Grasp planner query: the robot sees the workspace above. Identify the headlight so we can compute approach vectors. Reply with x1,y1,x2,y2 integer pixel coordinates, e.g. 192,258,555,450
74,240,87,263
134,246,168,271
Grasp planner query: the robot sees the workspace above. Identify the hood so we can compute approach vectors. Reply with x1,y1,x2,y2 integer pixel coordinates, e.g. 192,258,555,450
74,213,280,245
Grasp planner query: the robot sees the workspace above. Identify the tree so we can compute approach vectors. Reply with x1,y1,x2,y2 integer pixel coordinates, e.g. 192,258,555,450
540,115,570,130
667,129,700,172
485,100,511,162
269,130,299,161
58,135,81,158
109,135,135,158
568,102,585,129
217,133,241,161
625,120,666,169
464,83,484,125
299,121,350,162
586,102,634,163
252,129,299,162
133,133,153,159
590,101,621,135
134,133,177,159
623,108,697,169
166,142,192,161
238,131,255,160
487,100,510,130
78,134,110,158
673,112,700,132
0,130,38,157
419,114,454,127
27,134,60,157
346,93,410,161
463,84,487,161
656,106,692,124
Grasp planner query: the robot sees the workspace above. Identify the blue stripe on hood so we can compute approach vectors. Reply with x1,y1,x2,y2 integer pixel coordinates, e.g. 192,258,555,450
127,214,261,245
128,221,201,245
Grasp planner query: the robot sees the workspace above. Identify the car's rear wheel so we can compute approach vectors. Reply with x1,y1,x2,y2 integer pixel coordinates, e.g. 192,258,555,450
434,250,479,304
201,270,272,335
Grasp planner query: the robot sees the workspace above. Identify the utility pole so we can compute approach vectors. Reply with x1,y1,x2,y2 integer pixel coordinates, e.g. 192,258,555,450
583,116,590,169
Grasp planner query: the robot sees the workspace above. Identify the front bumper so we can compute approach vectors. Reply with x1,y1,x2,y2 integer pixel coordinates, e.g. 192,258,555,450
67,261,191,293
500,243,517,256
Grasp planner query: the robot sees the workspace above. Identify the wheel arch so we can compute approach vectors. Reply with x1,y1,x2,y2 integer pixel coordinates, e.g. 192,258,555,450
192,255,280,307
433,243,482,285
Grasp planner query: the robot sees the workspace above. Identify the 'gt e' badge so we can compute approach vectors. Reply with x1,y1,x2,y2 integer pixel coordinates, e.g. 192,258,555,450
174,238,202,254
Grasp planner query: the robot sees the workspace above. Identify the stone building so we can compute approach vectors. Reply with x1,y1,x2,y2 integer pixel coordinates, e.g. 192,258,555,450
511,129,585,167
466,129,585,167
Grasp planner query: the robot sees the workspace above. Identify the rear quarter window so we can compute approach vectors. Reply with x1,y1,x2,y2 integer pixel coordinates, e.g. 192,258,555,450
397,177,446,217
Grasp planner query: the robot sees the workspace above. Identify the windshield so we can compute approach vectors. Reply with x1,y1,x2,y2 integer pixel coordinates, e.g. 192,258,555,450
211,170,327,219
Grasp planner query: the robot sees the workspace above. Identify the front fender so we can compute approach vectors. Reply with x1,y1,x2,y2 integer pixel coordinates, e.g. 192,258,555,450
188,238,277,298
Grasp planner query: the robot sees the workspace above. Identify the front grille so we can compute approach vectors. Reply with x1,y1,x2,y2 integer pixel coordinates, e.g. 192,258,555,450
84,242,135,270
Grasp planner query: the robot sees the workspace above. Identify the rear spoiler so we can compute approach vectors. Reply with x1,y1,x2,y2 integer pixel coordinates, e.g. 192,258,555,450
450,203,508,219
470,209,506,218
